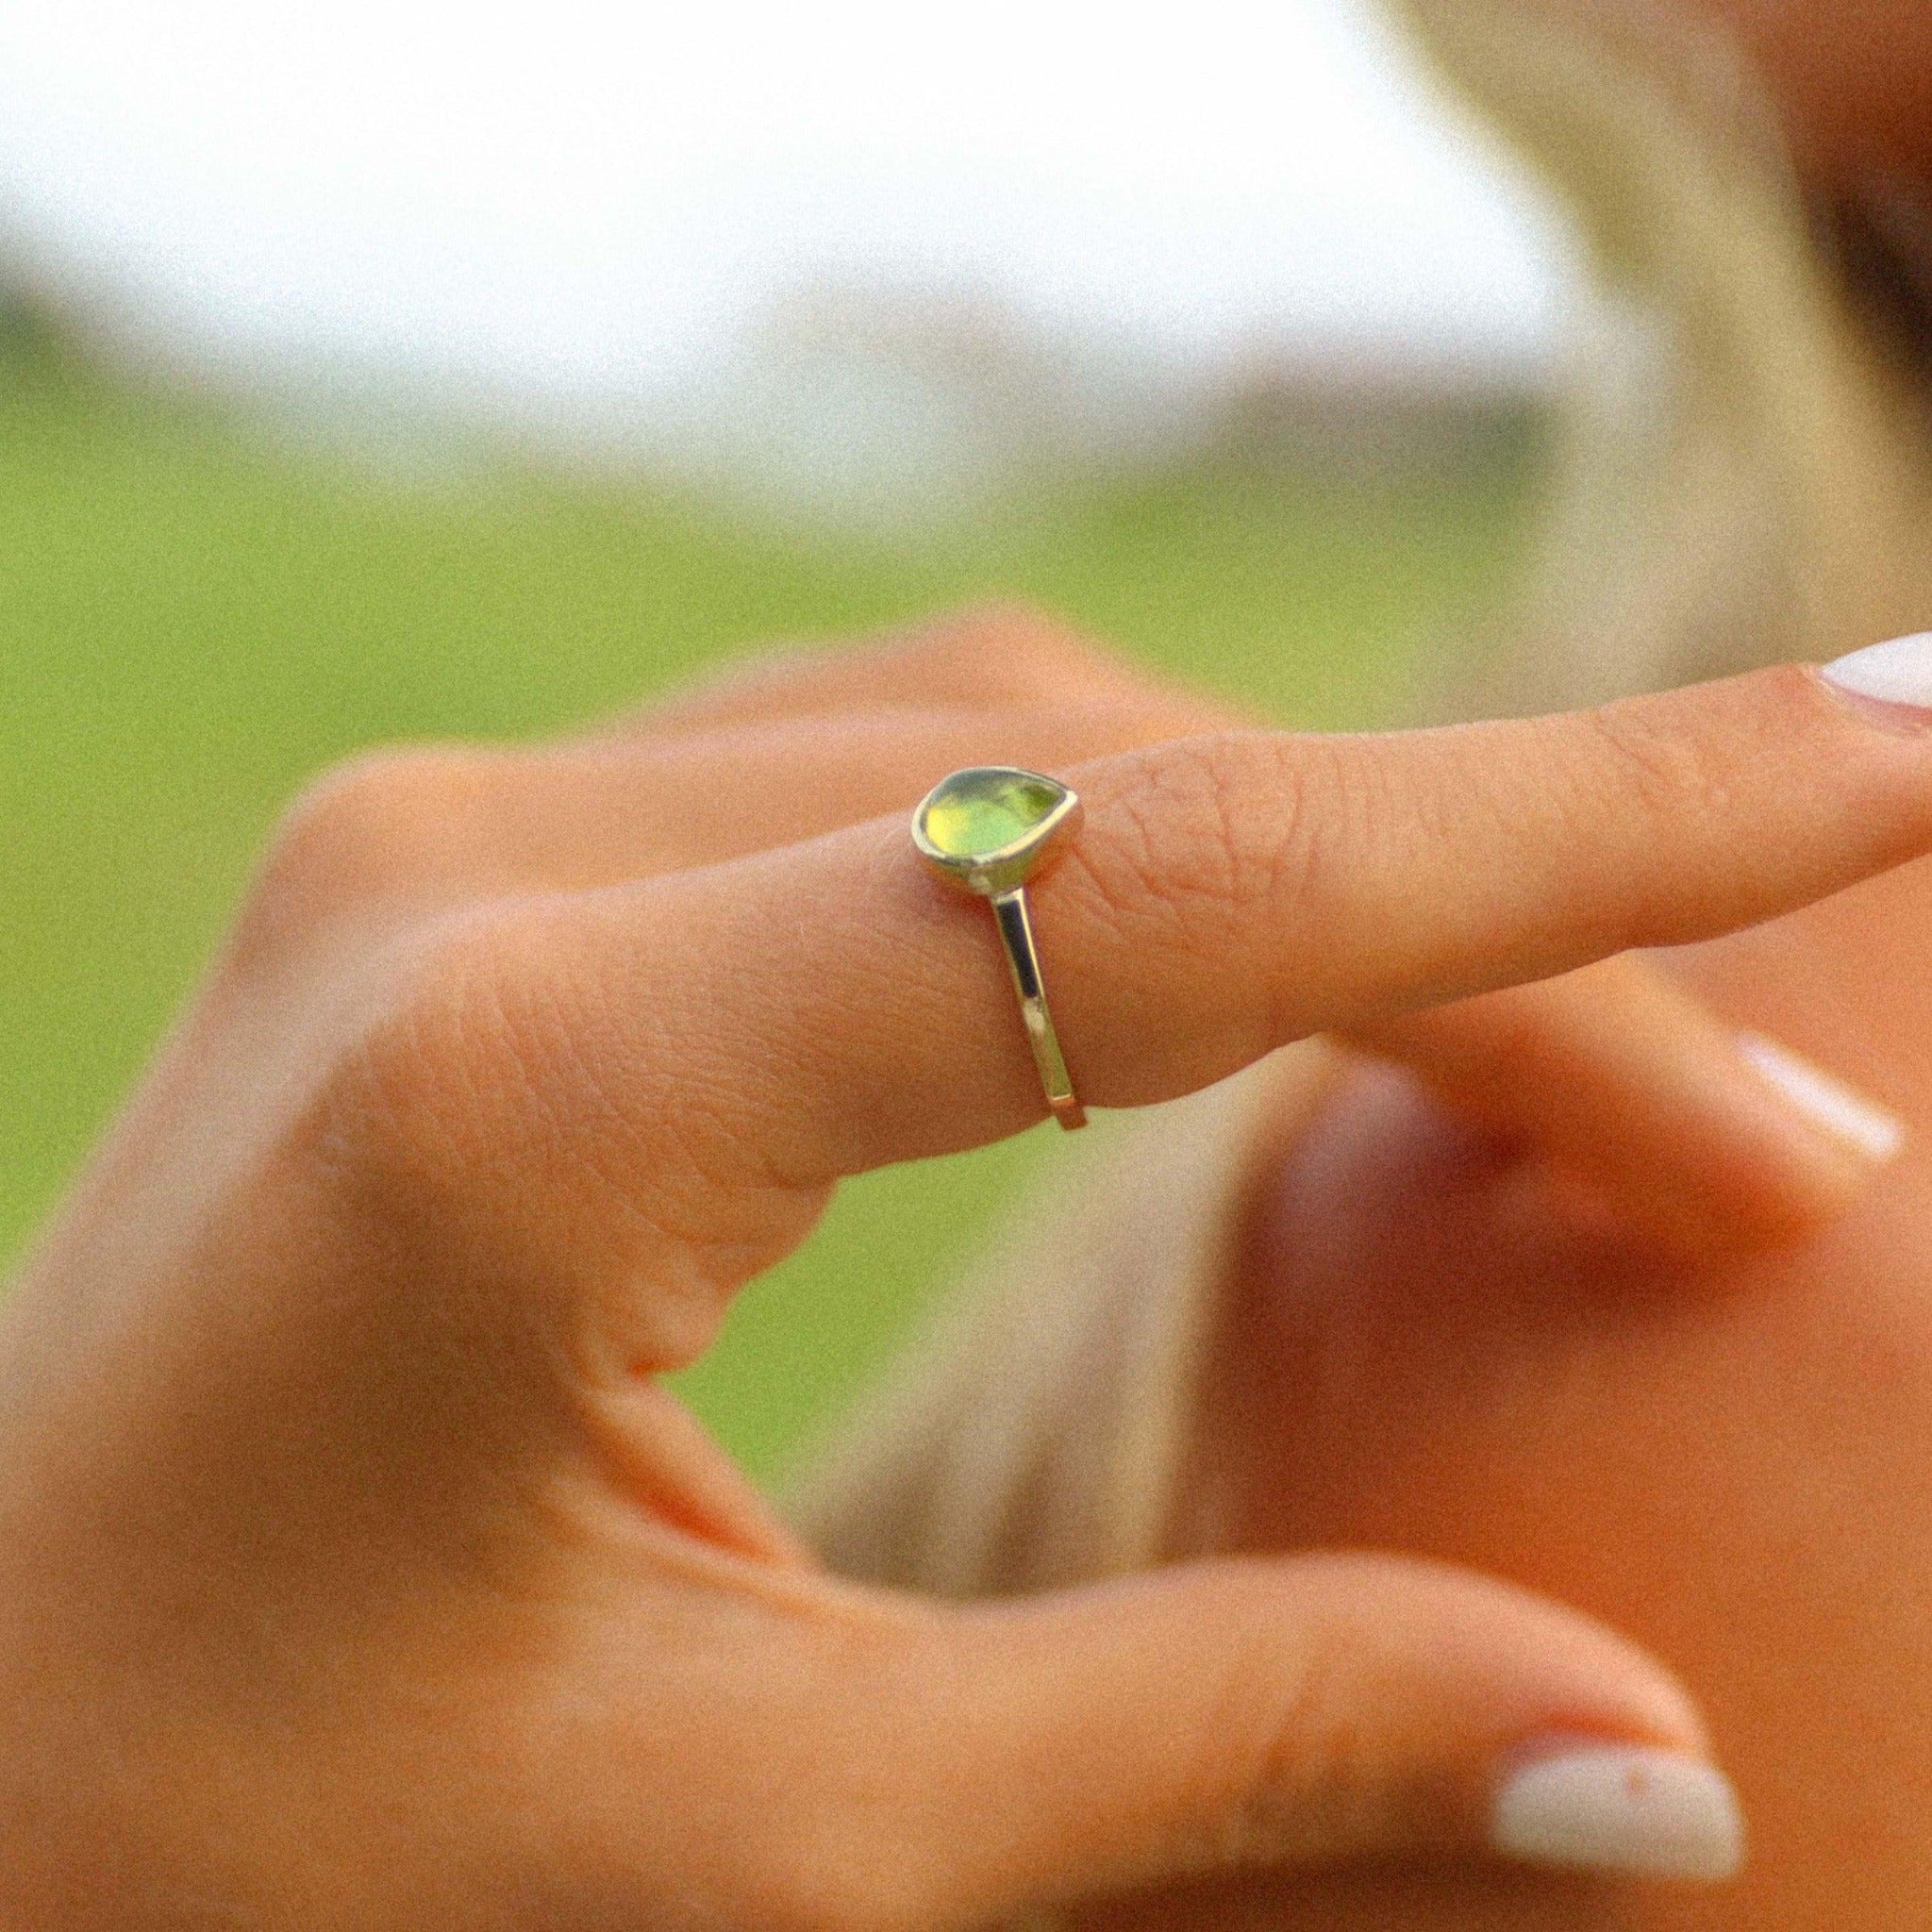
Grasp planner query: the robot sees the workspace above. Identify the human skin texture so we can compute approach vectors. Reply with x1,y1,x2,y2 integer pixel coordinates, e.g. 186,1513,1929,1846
0,610,1924,1924
1067,9,1932,1916
1112,856,1932,1927
4,612,1932,1926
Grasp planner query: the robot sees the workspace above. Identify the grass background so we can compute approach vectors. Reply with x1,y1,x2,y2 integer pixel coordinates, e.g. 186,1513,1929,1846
0,352,1535,1476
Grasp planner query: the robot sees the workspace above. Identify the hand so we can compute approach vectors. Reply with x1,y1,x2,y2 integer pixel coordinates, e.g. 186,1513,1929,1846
2,608,1926,1929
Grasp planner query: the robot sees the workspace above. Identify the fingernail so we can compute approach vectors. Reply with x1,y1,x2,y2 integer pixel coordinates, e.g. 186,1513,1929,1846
1491,1744,1745,1881
1738,1032,1905,1162
1822,632,1932,711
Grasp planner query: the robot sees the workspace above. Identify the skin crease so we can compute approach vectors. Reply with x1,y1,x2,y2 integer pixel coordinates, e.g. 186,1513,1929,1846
9,9,1932,1916
18,605,1932,1928
7,10,1932,1914
1110,857,1932,1930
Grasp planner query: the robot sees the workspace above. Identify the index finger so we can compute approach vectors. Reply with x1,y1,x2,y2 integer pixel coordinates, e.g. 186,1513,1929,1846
562,663,1932,1185
389,658,1932,1352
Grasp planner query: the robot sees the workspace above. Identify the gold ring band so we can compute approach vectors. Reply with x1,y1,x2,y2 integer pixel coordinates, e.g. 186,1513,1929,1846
912,766,1087,1130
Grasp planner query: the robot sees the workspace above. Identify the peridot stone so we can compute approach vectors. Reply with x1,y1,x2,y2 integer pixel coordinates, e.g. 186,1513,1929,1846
919,769,1067,859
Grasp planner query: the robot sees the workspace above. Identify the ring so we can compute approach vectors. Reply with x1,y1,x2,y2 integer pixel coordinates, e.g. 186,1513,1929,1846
912,766,1088,1130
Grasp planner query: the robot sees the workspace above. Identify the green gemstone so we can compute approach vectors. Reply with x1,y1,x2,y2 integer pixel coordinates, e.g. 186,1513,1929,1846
919,769,1067,860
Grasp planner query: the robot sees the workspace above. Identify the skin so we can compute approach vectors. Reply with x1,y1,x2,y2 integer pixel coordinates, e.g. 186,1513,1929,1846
1061,10,1932,1922
1693,0,1932,185
7,607,1932,1926
5,6,1925,1924
1124,859,1932,1929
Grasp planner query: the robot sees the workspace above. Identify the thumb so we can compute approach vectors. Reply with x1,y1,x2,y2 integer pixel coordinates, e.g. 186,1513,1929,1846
880,1553,1742,1924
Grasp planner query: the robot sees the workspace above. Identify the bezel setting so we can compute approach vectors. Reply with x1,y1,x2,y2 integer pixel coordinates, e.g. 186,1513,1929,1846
911,766,1083,897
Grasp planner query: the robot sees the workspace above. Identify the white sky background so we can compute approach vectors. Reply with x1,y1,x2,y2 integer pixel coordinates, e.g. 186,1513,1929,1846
0,0,1582,467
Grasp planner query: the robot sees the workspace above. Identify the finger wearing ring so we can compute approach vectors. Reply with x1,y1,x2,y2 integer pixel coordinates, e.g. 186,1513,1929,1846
912,766,1088,1130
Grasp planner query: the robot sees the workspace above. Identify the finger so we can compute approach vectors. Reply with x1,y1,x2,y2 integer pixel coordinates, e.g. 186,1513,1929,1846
1349,954,1905,1259
541,704,1218,878
533,664,1932,1182
319,720,1897,1260
299,714,1892,1265
363,664,1932,1363
271,700,1223,927
606,602,1238,741
269,609,1226,932
795,1555,1740,1924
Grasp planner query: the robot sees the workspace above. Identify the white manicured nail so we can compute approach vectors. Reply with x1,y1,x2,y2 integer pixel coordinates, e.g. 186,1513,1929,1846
1739,1033,1905,1162
1822,632,1932,710
1491,1745,1745,1881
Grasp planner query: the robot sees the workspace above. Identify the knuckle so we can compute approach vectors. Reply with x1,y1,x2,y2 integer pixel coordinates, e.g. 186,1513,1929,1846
1177,1588,1376,1873
1076,735,1340,946
343,898,661,1210
311,898,785,1355
1230,1621,1364,1857
256,743,502,917
301,908,649,1328
276,910,580,1368
314,907,538,1189
1578,700,1732,826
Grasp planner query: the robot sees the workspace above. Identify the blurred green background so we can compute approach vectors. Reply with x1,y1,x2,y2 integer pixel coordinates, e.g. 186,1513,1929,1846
0,341,1536,1478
